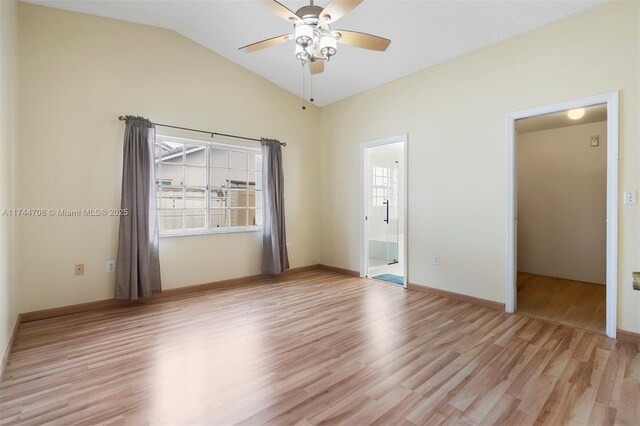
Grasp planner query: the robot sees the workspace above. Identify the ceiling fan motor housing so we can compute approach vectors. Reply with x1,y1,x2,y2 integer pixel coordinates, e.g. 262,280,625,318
295,5,323,21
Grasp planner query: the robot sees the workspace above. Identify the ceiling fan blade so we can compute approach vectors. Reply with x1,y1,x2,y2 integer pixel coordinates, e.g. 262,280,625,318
310,60,324,75
239,34,292,53
263,0,301,22
320,0,363,23
334,30,391,51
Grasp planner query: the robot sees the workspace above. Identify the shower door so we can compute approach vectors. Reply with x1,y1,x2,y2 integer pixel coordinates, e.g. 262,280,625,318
368,157,399,273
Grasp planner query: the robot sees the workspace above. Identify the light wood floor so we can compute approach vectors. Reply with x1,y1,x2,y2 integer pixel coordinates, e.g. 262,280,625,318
1,270,638,425
517,273,607,334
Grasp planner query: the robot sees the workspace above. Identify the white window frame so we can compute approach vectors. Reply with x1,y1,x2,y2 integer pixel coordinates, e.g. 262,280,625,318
155,135,263,238
371,164,393,207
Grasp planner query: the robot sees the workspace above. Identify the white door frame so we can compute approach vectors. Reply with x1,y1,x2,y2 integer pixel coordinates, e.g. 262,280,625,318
506,92,619,338
360,134,408,288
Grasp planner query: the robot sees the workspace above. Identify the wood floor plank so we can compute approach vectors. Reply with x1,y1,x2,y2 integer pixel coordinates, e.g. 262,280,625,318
517,273,606,334
0,270,637,425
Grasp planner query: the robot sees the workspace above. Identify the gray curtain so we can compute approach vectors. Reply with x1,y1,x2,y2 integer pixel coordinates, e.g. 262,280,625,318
261,138,289,274
115,116,162,299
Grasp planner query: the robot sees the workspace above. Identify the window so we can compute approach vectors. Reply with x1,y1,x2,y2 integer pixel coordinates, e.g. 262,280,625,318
155,136,263,236
372,165,392,207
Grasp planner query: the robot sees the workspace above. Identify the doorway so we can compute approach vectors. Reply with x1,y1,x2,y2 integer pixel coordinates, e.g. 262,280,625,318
506,92,619,338
360,135,407,288
516,104,607,333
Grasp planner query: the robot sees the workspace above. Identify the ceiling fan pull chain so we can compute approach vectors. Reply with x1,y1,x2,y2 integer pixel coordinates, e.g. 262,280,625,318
310,68,314,103
301,63,306,111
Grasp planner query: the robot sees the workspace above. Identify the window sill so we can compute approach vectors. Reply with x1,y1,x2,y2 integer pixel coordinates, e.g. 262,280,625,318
160,226,263,238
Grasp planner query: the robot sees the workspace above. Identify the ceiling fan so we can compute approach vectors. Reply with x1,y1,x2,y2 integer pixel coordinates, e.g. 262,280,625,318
239,0,391,75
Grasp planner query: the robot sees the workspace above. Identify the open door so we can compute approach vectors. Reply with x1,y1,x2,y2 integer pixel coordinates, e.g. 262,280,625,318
360,135,407,288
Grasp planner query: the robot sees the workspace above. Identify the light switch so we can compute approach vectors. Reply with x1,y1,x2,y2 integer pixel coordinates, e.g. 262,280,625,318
624,190,637,205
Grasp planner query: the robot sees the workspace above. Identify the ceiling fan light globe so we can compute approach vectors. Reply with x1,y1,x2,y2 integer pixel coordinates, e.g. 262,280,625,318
295,24,314,47
296,36,312,48
320,47,336,58
295,45,311,63
320,34,337,58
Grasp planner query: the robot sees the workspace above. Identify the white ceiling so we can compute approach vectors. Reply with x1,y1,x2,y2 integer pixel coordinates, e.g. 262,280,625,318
517,104,607,134
24,0,608,106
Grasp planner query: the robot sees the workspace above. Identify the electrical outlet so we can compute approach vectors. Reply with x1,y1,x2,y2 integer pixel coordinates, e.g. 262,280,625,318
106,260,116,273
286,242,292,252
433,256,440,265
75,264,84,276
633,272,640,291
590,135,600,147
624,190,637,205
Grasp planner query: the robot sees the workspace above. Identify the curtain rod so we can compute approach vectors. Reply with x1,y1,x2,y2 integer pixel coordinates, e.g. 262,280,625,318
118,116,286,146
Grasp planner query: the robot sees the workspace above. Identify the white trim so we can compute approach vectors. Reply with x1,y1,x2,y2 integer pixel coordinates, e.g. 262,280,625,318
160,226,262,238
156,134,261,152
403,137,409,288
506,115,517,313
360,144,366,278
506,92,619,338
360,134,408,288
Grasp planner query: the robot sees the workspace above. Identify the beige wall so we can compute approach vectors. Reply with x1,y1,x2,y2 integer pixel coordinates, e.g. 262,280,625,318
517,121,607,285
17,4,321,312
319,1,639,333
0,0,19,359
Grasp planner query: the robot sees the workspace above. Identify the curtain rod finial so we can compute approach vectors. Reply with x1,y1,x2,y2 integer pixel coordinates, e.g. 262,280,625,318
118,116,127,121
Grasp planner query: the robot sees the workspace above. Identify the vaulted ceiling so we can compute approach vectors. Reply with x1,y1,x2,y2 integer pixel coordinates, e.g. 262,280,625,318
25,0,608,106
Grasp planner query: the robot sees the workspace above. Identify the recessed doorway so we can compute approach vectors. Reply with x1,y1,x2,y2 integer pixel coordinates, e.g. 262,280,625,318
515,104,607,333
506,92,619,338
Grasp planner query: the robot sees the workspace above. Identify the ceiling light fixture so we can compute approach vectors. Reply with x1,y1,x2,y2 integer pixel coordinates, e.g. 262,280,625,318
567,108,586,120
295,45,311,62
319,34,338,59
294,23,314,48
293,17,337,68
